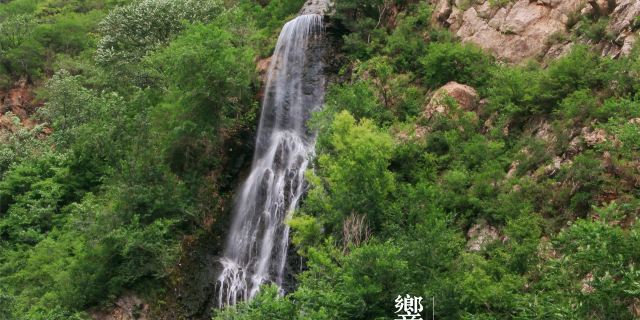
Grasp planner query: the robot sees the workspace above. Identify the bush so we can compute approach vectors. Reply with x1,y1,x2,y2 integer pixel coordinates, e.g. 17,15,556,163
534,207,640,319
305,111,396,233
384,3,431,71
147,19,256,176
319,80,388,125
557,89,599,123
0,154,70,244
539,45,602,108
213,285,296,320
420,42,494,89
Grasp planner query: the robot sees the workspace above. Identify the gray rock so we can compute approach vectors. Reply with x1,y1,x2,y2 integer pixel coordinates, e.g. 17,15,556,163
299,0,333,16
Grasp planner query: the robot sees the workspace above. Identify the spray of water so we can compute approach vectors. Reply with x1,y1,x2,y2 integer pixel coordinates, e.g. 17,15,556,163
216,13,326,307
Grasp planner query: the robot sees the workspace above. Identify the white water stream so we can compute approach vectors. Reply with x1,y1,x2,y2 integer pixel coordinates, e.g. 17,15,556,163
216,12,326,307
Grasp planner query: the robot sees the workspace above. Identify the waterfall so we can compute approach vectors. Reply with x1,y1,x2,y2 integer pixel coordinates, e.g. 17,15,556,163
216,13,326,307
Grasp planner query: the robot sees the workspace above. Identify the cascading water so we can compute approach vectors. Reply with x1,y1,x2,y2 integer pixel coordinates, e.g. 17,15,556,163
216,11,327,307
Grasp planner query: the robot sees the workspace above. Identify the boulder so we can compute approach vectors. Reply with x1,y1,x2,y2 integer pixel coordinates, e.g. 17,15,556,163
423,81,478,119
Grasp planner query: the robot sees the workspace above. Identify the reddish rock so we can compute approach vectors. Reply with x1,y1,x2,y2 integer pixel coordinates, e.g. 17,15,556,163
0,77,42,121
255,56,272,101
256,56,272,83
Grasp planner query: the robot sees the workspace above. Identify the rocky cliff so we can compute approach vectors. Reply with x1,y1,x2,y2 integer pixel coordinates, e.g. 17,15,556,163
430,0,640,63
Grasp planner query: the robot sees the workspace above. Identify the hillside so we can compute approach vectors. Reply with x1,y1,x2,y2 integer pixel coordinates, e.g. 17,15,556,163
0,0,639,319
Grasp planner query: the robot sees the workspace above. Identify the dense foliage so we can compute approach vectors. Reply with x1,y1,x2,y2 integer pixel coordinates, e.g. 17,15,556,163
0,0,307,318
0,0,638,319
217,1,640,319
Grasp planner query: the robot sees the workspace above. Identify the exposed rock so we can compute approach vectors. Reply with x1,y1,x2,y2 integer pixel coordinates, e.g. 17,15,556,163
90,294,150,320
256,56,272,102
394,124,428,142
608,0,640,34
423,81,479,119
544,40,574,61
581,272,595,294
256,56,272,84
582,127,608,146
149,231,224,319
602,150,614,170
431,0,580,62
447,6,464,29
481,111,500,132
501,1,555,35
430,0,640,62
299,0,333,15
532,120,556,145
568,126,608,154
1,77,38,120
0,77,44,133
543,156,573,177
432,0,453,25
488,7,508,29
466,223,500,252
620,33,637,56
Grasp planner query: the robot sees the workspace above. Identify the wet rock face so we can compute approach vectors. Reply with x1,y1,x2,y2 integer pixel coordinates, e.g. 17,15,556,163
151,231,225,320
430,0,640,63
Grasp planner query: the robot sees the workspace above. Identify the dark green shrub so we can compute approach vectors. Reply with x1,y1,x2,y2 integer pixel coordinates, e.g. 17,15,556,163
539,46,602,108
420,41,494,89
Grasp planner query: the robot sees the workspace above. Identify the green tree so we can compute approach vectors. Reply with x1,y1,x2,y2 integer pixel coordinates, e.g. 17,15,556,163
420,41,494,89
305,111,396,232
96,0,223,65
